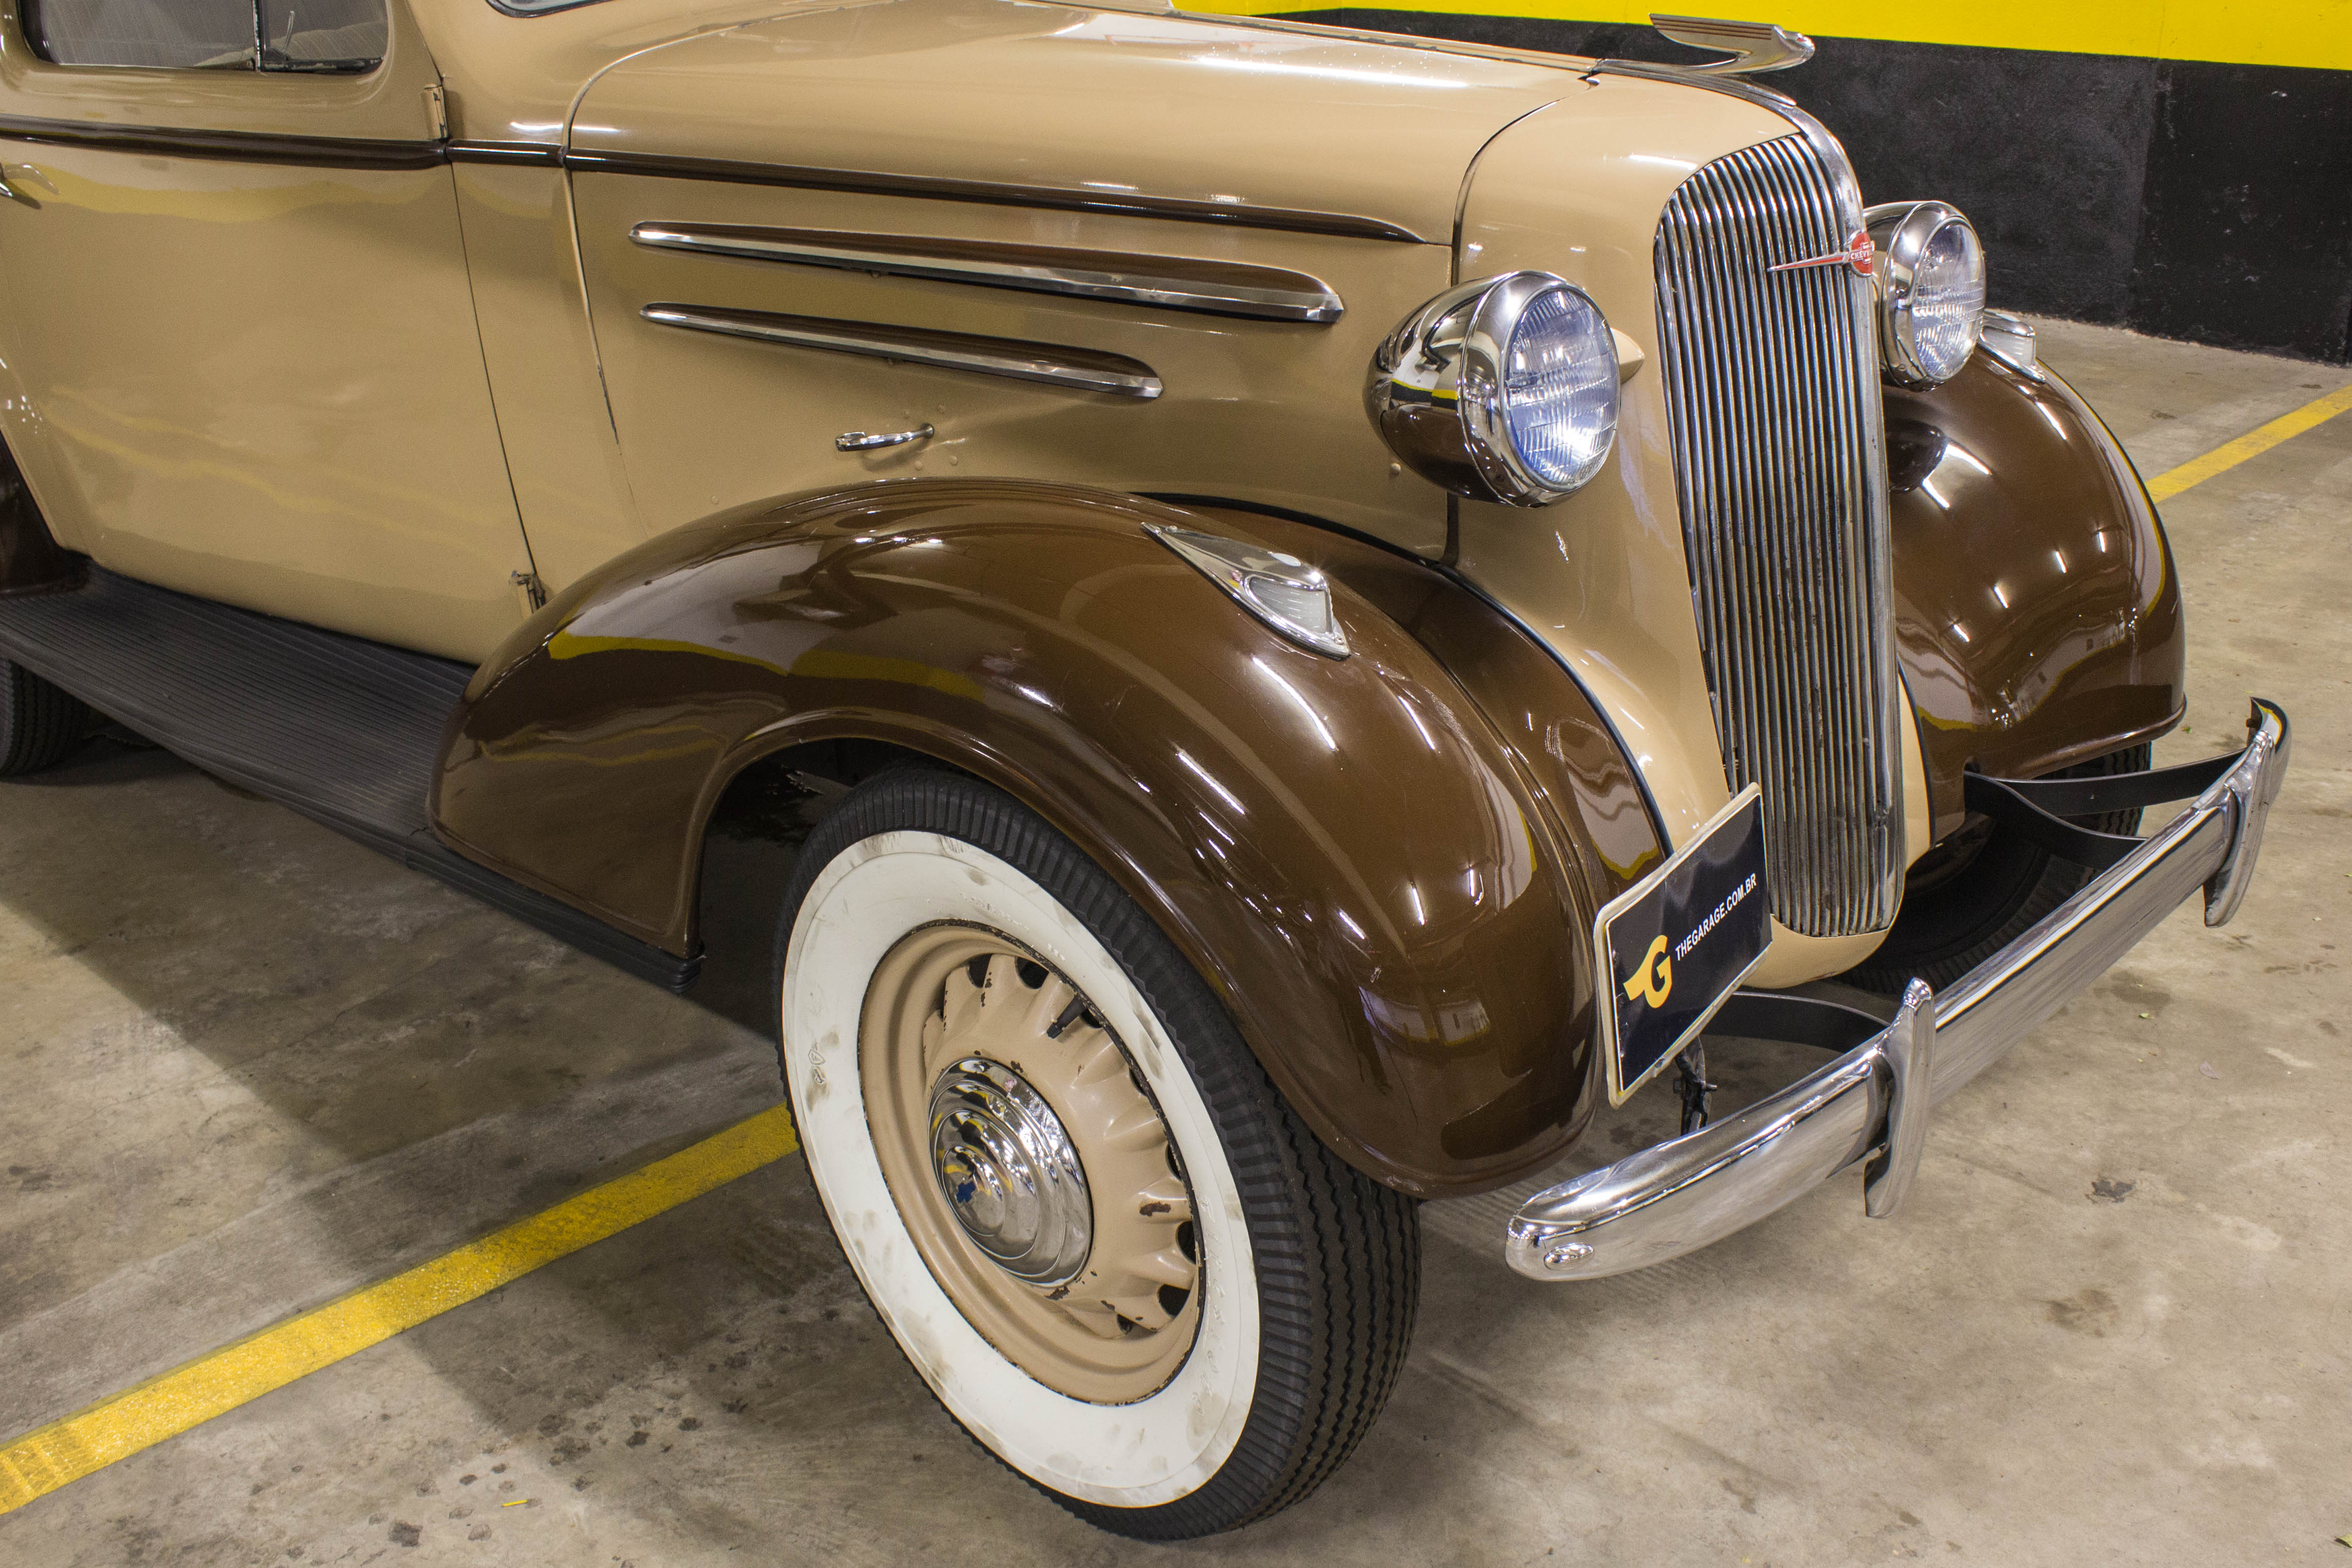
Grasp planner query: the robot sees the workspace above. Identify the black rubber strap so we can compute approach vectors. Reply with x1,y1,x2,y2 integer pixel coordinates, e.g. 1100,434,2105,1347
1963,772,2147,873
1708,991,1889,1053
1977,751,2234,818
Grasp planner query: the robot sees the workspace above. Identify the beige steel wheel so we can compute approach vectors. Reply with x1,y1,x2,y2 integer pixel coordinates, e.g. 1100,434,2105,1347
862,928,1201,1404
776,768,1420,1540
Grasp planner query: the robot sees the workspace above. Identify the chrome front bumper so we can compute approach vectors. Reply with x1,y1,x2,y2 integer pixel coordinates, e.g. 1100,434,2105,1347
1506,698,2291,1281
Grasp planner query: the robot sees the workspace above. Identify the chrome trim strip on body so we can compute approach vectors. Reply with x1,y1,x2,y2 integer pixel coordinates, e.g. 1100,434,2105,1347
640,304,1165,399
571,150,1424,244
1506,699,2289,1281
448,140,564,166
1651,133,1904,936
0,112,445,170
629,222,1345,323
0,117,568,172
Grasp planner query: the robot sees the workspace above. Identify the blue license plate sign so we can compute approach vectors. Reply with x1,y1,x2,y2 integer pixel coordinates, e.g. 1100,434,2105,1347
1598,784,1771,1105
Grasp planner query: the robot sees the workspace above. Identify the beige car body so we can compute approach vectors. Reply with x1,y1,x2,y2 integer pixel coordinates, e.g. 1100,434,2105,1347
0,0,1958,982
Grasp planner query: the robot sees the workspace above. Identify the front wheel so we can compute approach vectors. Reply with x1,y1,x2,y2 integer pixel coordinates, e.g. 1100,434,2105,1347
775,769,1419,1539
1,656,92,777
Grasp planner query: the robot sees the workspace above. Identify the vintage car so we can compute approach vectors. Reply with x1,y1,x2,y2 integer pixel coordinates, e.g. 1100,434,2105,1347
0,0,2291,1539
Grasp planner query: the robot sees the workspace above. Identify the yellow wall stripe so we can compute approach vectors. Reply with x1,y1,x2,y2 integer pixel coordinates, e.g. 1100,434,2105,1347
2148,379,2352,501
1183,0,2352,74
0,1103,800,1517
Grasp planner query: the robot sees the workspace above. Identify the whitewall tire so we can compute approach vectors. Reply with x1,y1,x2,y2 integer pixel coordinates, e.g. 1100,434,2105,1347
773,768,1418,1538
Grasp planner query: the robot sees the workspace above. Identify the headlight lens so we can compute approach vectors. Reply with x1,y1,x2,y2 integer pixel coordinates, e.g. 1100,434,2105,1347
1494,284,1619,492
1867,201,1986,387
1907,222,1985,379
1366,271,1620,506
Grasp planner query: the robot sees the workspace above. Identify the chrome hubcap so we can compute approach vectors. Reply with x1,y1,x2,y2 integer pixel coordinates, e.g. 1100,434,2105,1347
928,1057,1093,1285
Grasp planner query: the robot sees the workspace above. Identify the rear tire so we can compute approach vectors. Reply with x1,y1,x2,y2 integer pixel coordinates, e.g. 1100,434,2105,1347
774,769,1419,1539
0,656,92,777
1846,743,2150,994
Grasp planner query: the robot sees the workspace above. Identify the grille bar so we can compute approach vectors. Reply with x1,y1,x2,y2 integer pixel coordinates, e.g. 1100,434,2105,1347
1654,134,1902,937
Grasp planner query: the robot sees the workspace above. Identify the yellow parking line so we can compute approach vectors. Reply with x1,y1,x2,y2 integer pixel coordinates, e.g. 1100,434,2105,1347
0,1102,799,1516
2148,380,2352,502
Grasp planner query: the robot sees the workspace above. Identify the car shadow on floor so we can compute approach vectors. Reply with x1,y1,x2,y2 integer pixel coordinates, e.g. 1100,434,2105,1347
0,729,1938,1561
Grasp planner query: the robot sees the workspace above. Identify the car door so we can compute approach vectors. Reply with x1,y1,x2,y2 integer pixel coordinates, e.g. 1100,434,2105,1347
0,0,537,662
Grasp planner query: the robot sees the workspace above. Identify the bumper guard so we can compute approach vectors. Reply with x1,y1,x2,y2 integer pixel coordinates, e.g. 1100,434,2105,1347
1506,698,2290,1281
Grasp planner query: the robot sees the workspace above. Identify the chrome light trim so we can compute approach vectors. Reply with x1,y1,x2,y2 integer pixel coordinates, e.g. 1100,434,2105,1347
631,222,1344,324
1979,308,2042,379
1649,13,1816,74
1364,271,1619,507
1506,699,2288,1281
1145,523,1350,658
641,304,1163,399
1865,200,1986,388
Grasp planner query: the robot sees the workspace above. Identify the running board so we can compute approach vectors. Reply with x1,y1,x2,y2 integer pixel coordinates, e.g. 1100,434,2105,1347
0,569,700,992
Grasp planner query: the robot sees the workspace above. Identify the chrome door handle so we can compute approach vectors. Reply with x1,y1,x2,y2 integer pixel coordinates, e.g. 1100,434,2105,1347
835,423,934,452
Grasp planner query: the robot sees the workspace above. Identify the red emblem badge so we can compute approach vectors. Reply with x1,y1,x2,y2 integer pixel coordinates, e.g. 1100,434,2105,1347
1768,228,1874,278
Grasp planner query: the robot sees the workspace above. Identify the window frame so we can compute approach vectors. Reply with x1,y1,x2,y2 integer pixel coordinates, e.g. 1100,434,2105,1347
19,0,390,76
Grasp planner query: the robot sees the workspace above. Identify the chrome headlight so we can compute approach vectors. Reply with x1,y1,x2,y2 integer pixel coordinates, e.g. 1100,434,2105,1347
1365,271,1619,506
1867,201,1986,387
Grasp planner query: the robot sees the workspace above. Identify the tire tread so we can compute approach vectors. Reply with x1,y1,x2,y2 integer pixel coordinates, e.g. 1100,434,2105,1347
774,768,1418,1540
0,657,92,777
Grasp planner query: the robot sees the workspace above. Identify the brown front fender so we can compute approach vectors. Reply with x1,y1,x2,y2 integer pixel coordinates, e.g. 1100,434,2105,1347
1888,355,2186,838
434,481,1661,1197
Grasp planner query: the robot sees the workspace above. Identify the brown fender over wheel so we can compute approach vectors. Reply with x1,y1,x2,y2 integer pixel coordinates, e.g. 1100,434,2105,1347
0,656,92,777
774,768,1419,1539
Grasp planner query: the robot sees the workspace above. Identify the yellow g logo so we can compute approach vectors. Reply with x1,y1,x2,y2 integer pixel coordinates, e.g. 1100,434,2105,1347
1623,935,1673,1010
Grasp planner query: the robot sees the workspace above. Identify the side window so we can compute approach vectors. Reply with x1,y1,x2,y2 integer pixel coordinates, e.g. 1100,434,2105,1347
23,0,258,68
22,1,386,73
262,1,388,72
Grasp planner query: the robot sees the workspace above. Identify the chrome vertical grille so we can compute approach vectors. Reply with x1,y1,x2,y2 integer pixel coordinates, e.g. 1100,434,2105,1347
1653,134,1902,937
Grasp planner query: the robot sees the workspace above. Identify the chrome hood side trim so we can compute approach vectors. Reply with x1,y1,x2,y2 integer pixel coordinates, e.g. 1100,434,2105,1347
571,148,1427,244
639,304,1165,399
630,222,1345,323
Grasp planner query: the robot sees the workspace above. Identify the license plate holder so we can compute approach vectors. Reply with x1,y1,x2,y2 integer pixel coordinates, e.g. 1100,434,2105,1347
1597,784,1771,1106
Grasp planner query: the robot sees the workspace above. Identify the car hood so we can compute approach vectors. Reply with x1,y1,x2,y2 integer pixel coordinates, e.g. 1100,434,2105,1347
567,0,1580,245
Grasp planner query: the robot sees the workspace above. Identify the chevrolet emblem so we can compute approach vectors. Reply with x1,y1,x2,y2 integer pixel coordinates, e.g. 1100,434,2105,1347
1769,227,1874,277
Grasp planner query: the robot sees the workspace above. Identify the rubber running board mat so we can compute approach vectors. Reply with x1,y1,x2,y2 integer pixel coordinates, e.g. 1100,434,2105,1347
0,569,699,991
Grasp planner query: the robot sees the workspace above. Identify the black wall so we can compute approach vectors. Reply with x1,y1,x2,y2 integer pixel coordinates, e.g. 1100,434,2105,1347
1288,12,2352,362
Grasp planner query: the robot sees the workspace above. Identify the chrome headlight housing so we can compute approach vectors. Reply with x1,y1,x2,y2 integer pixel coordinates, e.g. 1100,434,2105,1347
1365,271,1620,506
1867,201,1986,387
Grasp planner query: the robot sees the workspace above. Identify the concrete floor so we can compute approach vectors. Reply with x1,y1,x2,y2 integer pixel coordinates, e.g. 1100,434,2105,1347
3,320,2346,1565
